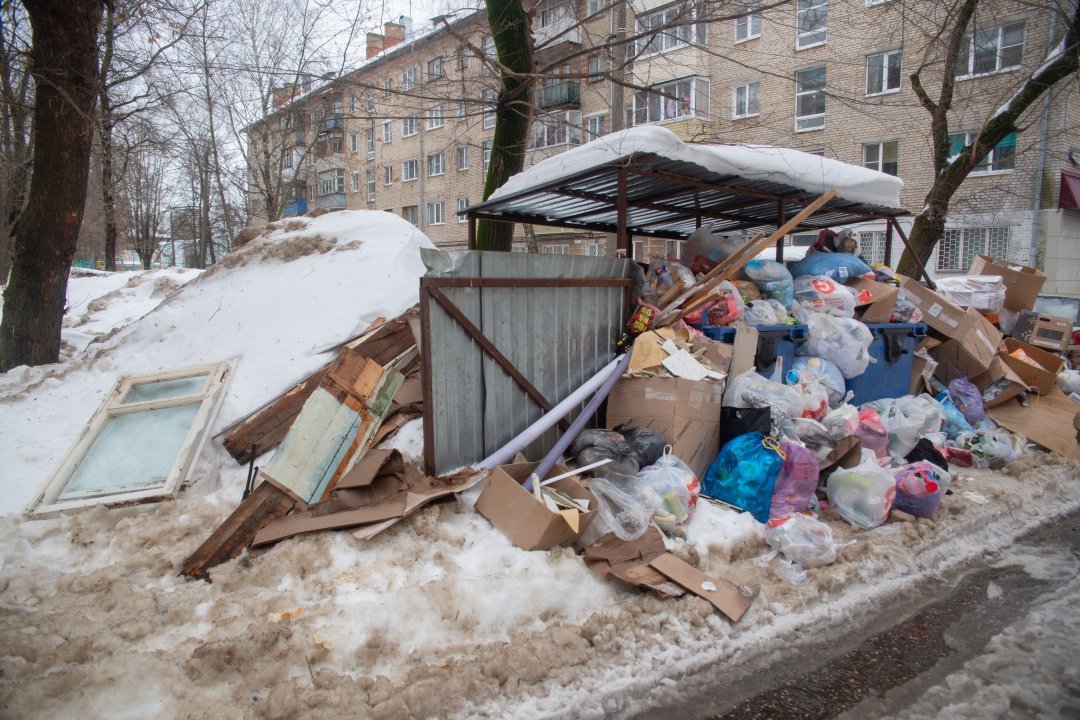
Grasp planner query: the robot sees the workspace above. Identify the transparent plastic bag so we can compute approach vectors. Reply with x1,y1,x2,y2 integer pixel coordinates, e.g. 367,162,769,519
723,370,805,426
743,299,781,326
572,430,640,476
644,259,695,300
826,450,896,529
589,473,659,541
797,309,875,379
823,404,860,442
947,377,987,425
1057,369,1080,396
687,280,745,328
952,429,1017,469
742,258,794,308
890,293,924,323
892,461,950,519
873,396,931,458
789,373,830,420
778,417,834,454
790,356,847,408
855,407,888,458
765,513,843,568
794,276,857,318
934,390,975,439
702,433,787,523
637,447,698,535
770,442,821,518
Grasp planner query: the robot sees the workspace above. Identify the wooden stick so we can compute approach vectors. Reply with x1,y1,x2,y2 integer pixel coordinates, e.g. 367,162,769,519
657,277,686,308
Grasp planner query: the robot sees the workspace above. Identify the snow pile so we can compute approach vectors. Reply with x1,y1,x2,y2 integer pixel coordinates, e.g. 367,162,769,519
489,126,904,209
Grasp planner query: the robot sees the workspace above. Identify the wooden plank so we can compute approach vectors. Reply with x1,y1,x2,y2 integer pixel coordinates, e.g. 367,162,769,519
656,278,686,308
180,480,295,581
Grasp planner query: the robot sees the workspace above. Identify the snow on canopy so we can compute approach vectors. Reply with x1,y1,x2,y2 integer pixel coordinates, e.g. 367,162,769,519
490,126,904,210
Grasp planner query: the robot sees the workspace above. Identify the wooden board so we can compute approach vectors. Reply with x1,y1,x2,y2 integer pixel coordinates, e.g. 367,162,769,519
180,481,295,581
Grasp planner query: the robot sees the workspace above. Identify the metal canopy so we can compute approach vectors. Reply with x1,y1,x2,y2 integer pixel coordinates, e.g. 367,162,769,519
464,152,912,258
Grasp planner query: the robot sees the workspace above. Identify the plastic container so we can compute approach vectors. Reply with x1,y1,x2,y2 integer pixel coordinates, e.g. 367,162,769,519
845,323,927,405
701,323,807,379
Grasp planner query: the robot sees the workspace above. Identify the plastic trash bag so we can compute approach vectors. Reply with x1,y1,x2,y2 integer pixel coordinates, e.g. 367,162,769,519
855,407,888,459
702,433,786,523
905,437,949,470
614,424,668,467
797,309,875,379
823,404,860,442
743,299,781,326
742,258,794,308
890,292,924,323
723,370,805,426
765,513,843,569
589,473,659,541
952,429,1017,469
644,259,695,300
638,448,698,535
688,280,745,328
934,390,975,439
947,377,987,425
789,252,873,283
788,372,830,420
873,396,934,458
794,276,857,318
790,356,847,407
778,417,834,456
892,461,951,519
572,430,640,476
770,442,821,518
826,450,896,529
1057,369,1080,396
732,279,762,303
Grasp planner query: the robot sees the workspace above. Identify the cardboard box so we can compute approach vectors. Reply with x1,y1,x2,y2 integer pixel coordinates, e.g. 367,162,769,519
924,306,1003,378
474,461,596,551
605,376,724,478
967,255,1046,312
999,338,1065,395
909,337,937,395
972,356,1032,408
847,277,899,323
898,276,968,337
1012,310,1072,354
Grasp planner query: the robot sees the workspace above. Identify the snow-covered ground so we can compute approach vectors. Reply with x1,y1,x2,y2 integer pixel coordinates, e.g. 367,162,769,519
0,209,1077,719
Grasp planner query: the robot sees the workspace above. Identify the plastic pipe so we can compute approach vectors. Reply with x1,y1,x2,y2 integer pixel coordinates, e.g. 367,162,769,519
526,352,632,490
475,354,627,471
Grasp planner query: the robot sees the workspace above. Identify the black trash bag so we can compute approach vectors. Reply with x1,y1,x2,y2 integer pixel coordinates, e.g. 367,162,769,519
905,438,948,470
613,423,668,467
718,406,772,449
571,429,640,476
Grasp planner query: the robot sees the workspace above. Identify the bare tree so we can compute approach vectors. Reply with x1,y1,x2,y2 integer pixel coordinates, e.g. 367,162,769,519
121,125,171,269
0,1,33,284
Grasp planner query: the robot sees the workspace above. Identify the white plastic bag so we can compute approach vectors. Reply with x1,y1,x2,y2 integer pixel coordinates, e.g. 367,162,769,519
826,450,896,529
765,513,845,569
867,396,930,458
822,404,860,442
797,309,875,379
589,474,659,541
723,370,805,425
794,276,856,318
1058,369,1080,396
789,356,847,408
743,300,781,326
952,429,1018,469
637,448,698,535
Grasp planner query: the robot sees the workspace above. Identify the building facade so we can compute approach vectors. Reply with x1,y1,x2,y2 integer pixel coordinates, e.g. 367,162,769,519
246,1,1079,289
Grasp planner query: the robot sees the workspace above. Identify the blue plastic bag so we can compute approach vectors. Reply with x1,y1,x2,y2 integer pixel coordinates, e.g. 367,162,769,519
702,433,786,523
742,259,794,308
789,252,873,282
789,356,847,407
934,390,974,439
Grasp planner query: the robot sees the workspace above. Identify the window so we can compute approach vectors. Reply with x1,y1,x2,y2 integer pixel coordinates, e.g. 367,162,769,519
283,150,294,169
863,141,899,175
797,0,827,49
665,239,686,259
632,239,645,261
586,113,607,140
859,231,887,265
457,45,469,70
351,171,360,192
428,152,445,176
483,90,496,129
350,133,359,152
482,139,492,172
733,81,760,119
367,129,375,159
956,22,1024,78
350,94,358,113
383,163,393,185
307,151,316,166
587,54,605,83
458,102,468,119
427,57,443,80
937,227,1010,272
308,184,316,201
27,364,232,517
457,145,469,170
633,77,710,125
427,105,444,130
586,242,605,256
365,90,375,114
948,131,1017,173
529,110,583,149
319,169,344,195
866,49,901,95
402,205,418,225
383,120,392,142
482,35,495,75
427,201,445,225
637,4,707,57
402,158,418,181
734,5,761,43
325,136,343,154
542,244,569,255
795,66,826,131
401,116,417,137
539,4,571,27
402,67,417,91
587,0,604,15
366,169,376,202
382,78,392,95
456,197,469,222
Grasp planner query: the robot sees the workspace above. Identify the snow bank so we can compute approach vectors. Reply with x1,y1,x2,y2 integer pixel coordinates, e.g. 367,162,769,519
489,126,904,209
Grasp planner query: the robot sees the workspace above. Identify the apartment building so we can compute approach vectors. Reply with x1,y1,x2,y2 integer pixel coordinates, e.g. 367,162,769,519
246,1,1079,290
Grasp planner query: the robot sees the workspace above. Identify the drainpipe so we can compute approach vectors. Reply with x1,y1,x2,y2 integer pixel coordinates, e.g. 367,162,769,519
1029,10,1057,268
419,111,426,231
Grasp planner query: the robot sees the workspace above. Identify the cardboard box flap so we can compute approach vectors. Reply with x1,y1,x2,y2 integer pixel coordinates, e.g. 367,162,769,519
474,462,594,551
847,277,899,323
337,448,402,489
999,338,1065,395
899,276,969,337
252,492,407,546
989,388,1080,460
968,254,1046,312
648,552,753,623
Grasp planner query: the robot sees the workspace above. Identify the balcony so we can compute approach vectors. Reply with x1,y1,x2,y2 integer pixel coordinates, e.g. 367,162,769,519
537,81,581,109
533,16,580,49
318,192,346,210
321,114,345,133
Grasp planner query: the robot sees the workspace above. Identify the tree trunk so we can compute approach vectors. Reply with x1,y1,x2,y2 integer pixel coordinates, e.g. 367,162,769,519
0,0,102,371
100,111,118,271
476,0,534,251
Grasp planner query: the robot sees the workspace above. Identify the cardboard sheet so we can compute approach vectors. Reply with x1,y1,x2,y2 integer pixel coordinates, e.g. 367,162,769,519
990,388,1080,460
847,277,899,323
648,552,753,623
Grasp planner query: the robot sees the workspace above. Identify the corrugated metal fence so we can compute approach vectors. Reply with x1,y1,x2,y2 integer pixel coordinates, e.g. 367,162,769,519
420,250,634,475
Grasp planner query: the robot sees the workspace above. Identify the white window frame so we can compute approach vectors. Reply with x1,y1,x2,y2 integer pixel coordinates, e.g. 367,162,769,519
427,104,444,130
665,239,687,259
632,239,645,261
458,102,468,119
456,197,469,222
794,66,826,131
586,112,607,141
383,163,393,186
863,140,899,175
529,110,584,149
319,168,345,195
587,54,605,83
956,22,1025,79
427,151,445,176
859,230,887,265
402,66,418,91
402,158,419,181
587,0,604,15
637,3,707,58
382,120,392,143
366,169,376,202
367,129,376,159
457,145,470,170
351,171,360,192
865,49,901,96
796,0,827,50
586,242,605,257
427,56,443,80
27,363,231,517
483,90,496,129
633,77,710,125
402,205,418,225
734,5,761,43
948,131,1017,174
401,115,417,137
732,80,760,119
349,133,359,153
542,244,569,255
427,200,445,226
482,139,492,172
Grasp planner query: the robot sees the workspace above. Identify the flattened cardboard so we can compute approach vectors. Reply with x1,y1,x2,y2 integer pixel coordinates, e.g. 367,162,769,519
1013,311,1072,354
968,254,1046,312
352,471,485,541
999,338,1065,395
847,277,899,324
648,551,753,623
336,448,402,489
474,461,595,551
898,276,968,337
989,387,1080,460
252,493,407,545
910,337,939,395
821,436,862,478
730,323,758,377
971,355,1032,409
584,528,685,598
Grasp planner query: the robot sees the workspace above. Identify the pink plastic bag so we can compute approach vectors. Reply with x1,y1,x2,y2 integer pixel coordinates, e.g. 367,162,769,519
769,441,821,519
855,408,888,459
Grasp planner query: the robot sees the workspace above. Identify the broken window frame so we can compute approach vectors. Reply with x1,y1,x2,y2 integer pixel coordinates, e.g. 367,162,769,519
28,362,232,517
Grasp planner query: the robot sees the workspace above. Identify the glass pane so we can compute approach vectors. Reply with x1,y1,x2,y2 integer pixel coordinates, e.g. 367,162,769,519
882,141,899,175
867,54,884,94
747,82,759,114
121,375,207,404
864,143,880,168
886,52,902,89
973,29,998,73
58,403,201,501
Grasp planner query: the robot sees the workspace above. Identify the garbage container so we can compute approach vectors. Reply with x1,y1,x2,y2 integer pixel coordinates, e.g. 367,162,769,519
700,324,807,379
845,322,928,405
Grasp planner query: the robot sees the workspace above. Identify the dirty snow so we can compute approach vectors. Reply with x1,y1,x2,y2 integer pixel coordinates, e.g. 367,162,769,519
1,208,1079,719
489,126,904,209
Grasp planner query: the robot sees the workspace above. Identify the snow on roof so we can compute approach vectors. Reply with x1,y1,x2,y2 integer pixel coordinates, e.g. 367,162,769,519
490,126,905,209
